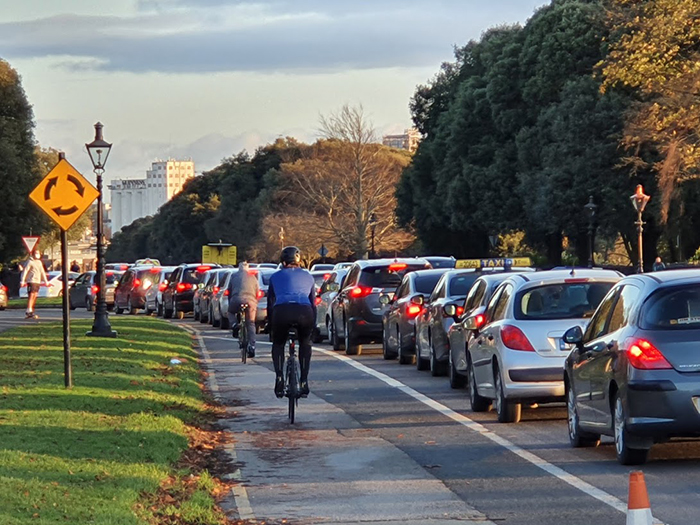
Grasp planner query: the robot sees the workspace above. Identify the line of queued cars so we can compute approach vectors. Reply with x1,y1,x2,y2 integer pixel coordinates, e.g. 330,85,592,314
314,256,700,465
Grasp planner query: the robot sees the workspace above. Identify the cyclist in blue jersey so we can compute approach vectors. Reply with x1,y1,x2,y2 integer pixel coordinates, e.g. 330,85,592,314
267,246,316,398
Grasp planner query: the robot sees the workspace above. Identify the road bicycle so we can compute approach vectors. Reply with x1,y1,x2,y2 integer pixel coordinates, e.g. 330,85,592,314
285,328,301,424
236,303,253,363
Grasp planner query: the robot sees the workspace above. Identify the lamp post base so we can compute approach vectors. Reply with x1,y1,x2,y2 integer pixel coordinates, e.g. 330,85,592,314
86,312,118,338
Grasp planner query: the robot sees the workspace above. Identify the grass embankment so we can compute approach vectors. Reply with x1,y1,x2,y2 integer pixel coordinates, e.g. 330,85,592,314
0,317,228,525
7,297,62,309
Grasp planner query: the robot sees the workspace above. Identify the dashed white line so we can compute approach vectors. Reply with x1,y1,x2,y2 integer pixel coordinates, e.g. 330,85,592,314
313,346,663,524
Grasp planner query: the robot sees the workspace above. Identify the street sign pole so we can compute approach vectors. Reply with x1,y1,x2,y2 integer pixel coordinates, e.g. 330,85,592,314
60,226,72,388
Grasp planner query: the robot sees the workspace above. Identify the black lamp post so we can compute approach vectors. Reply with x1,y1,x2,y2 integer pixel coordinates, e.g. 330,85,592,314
369,213,378,258
584,195,598,268
86,122,117,338
630,184,651,274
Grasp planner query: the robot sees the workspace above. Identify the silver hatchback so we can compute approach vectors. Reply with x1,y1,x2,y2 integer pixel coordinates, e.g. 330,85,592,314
464,269,622,423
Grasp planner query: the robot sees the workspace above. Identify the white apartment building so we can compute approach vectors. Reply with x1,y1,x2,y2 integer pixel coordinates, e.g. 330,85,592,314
109,159,195,233
382,128,421,153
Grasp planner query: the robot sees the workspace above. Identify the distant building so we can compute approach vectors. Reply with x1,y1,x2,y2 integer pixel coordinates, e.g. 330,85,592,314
382,128,420,153
109,159,195,233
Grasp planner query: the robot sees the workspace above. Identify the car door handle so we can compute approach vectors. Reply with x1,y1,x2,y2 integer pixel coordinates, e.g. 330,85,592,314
606,341,616,350
487,335,494,342
477,338,484,345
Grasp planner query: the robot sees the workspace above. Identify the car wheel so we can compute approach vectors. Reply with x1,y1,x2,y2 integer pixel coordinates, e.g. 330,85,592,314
614,394,649,465
345,321,362,355
163,299,173,319
311,326,323,344
194,305,200,321
126,297,138,315
69,298,76,311
448,349,466,389
567,382,600,448
212,309,221,327
331,317,345,351
221,314,229,329
381,323,396,360
200,306,208,323
115,300,124,314
495,364,521,423
430,338,447,377
85,297,93,312
468,358,490,412
397,327,412,365
156,300,163,317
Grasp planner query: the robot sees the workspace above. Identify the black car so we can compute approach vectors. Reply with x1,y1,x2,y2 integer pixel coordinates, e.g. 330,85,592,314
332,258,431,355
69,270,123,311
162,263,217,319
563,269,700,465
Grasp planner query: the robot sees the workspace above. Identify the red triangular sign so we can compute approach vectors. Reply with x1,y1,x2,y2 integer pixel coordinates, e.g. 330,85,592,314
22,236,40,254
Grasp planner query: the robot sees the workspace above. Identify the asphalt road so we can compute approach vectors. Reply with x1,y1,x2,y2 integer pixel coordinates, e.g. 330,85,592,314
0,305,94,332
170,315,700,525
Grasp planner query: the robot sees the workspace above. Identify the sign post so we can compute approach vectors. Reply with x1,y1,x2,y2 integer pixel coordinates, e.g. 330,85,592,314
29,153,100,388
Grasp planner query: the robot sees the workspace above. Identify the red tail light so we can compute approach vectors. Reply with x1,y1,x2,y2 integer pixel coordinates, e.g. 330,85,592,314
91,285,99,295
133,278,141,288
213,286,220,294
150,267,161,273
324,273,331,280
1,285,6,292
456,306,464,317
350,286,372,298
626,338,672,370
106,272,113,276
501,325,535,352
176,282,192,293
159,282,168,292
197,265,211,273
389,263,407,271
257,289,265,299
407,304,422,317
315,296,322,306
223,289,230,296
474,313,486,329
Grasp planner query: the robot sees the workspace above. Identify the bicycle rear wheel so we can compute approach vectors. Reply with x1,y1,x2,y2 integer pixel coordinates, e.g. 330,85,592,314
287,358,298,424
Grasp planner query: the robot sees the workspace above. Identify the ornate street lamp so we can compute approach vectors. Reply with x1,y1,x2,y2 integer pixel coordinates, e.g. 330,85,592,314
86,122,116,337
369,213,378,258
584,195,598,268
630,184,651,274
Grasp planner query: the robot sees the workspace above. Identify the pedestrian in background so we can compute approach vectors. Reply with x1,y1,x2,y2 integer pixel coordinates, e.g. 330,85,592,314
70,260,80,272
20,250,48,319
652,257,666,271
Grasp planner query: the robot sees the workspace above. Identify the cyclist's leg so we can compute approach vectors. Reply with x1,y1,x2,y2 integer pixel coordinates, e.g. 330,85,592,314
270,307,289,398
245,302,257,356
295,304,315,396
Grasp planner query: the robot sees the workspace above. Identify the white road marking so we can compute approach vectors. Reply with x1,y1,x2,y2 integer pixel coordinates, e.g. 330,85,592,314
313,346,664,524
177,323,257,521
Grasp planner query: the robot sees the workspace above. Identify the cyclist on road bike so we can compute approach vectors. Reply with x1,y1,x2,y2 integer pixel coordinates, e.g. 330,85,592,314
267,246,316,398
227,261,260,358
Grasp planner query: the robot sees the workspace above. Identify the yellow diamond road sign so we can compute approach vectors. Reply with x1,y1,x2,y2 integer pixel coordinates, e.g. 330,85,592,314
29,159,99,231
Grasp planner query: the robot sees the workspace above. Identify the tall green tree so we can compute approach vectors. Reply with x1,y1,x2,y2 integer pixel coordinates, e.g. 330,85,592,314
0,59,48,262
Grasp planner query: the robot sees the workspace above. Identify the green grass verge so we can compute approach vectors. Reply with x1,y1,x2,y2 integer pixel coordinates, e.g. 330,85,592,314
7,297,62,309
0,317,225,524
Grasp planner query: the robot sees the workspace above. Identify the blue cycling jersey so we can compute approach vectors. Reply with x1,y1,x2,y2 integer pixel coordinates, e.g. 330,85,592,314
268,267,316,311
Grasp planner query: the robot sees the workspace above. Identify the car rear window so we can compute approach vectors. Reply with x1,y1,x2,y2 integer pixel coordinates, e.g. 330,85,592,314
448,273,480,297
138,269,161,286
516,282,614,320
183,268,208,285
104,272,121,285
641,285,700,329
359,264,428,288
415,274,443,295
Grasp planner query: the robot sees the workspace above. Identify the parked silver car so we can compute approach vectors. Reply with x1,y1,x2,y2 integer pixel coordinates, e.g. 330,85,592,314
145,266,176,316
210,269,235,328
464,269,622,423
315,269,349,343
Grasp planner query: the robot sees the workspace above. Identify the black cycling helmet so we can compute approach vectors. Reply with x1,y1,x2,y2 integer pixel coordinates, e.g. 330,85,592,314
280,246,301,265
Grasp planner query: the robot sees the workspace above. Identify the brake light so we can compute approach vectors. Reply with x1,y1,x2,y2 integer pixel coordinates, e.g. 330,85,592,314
456,306,464,317
315,296,322,306
501,325,535,351
133,278,141,288
389,263,407,272
324,273,331,280
213,286,219,294
176,282,192,293
91,285,99,295
197,266,211,273
224,289,230,296
257,289,265,299
350,286,372,298
106,272,113,276
150,267,161,273
407,304,422,317
159,282,168,292
474,314,486,329
626,338,672,370
565,278,590,284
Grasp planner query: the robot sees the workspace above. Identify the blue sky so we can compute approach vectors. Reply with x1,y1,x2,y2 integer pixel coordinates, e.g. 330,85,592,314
1,0,548,190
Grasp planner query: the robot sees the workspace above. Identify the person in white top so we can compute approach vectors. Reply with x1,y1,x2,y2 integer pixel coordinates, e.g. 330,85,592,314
20,250,48,319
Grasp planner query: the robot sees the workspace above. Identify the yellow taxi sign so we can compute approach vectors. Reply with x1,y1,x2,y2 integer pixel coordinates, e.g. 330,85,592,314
455,257,532,269
202,244,237,265
29,159,99,231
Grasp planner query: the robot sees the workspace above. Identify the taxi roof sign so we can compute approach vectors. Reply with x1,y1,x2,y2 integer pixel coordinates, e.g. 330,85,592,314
455,257,532,270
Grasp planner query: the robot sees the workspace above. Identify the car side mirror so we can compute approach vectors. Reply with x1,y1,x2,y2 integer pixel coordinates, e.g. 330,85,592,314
379,294,391,305
410,294,424,306
563,326,583,345
329,283,339,293
444,304,457,317
463,307,487,332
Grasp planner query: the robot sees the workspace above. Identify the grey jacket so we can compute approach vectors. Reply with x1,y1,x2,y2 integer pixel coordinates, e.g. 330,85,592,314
228,270,259,304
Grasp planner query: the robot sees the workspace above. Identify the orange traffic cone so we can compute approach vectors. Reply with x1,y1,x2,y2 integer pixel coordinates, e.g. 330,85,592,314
627,471,653,525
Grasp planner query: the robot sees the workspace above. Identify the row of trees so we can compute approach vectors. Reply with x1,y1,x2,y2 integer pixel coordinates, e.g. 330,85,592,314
397,0,700,267
106,106,415,264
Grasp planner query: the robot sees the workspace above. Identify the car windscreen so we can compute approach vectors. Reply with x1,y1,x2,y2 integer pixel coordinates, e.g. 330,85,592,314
448,273,480,297
359,264,427,289
515,281,614,320
415,274,444,295
641,285,700,330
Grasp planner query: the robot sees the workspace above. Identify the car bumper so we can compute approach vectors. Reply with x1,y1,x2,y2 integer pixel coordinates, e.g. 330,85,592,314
625,378,700,437
176,299,194,312
349,318,383,342
502,352,566,401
